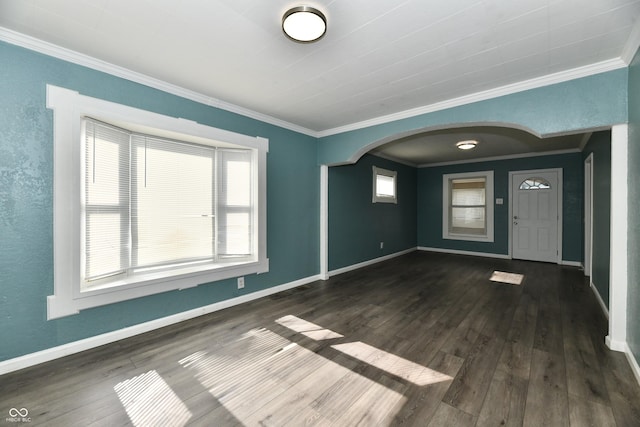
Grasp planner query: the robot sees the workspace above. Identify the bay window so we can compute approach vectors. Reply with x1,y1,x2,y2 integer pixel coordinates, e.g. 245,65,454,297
48,85,268,319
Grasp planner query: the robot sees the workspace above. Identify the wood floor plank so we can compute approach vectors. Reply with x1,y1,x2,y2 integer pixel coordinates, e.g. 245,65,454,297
427,402,476,427
307,354,379,422
329,374,406,426
523,348,569,427
438,291,494,358
568,393,617,427
476,367,528,427
506,293,538,349
564,344,610,406
596,349,640,427
532,307,565,354
442,333,505,416
391,350,464,426
561,298,611,408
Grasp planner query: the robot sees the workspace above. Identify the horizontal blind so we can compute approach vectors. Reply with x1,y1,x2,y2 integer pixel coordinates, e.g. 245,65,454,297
451,179,485,206
131,135,216,269
218,149,253,257
450,178,486,232
84,119,130,281
83,119,256,285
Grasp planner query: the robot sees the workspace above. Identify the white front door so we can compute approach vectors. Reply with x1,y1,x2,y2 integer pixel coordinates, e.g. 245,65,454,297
511,170,560,263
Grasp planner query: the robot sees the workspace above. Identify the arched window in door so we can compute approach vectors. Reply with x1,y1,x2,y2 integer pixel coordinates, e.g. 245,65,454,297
519,177,551,190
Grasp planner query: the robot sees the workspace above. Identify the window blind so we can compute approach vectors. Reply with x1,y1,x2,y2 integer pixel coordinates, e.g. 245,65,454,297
82,118,255,286
218,149,253,257
450,178,486,233
84,120,130,281
131,134,216,269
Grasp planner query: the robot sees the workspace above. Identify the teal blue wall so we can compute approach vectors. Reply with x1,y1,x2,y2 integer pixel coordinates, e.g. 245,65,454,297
0,41,320,361
328,154,417,271
417,152,583,262
627,48,640,370
582,131,611,307
318,70,628,166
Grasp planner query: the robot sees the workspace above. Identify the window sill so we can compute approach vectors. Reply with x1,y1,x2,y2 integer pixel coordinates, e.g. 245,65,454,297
443,233,494,243
372,196,397,204
47,258,269,319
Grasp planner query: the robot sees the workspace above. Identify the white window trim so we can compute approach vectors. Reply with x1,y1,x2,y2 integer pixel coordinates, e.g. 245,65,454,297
372,166,397,204
47,84,269,319
442,170,494,242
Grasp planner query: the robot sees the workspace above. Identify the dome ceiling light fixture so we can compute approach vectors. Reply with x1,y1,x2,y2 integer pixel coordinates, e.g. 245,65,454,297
456,140,479,150
282,6,327,43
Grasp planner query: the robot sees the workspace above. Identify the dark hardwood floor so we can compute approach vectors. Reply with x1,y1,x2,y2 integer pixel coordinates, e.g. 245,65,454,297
2,251,640,426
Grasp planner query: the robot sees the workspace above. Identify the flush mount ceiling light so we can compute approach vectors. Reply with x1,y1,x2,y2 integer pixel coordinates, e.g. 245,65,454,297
282,6,327,43
456,140,479,150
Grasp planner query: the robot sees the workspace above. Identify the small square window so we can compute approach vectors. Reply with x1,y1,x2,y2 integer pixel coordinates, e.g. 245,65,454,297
372,166,397,203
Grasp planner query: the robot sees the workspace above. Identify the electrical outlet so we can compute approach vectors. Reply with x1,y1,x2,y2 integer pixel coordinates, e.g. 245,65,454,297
380,241,384,249
237,277,245,289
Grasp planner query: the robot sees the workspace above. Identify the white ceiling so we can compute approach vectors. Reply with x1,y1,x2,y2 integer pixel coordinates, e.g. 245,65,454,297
1,0,639,163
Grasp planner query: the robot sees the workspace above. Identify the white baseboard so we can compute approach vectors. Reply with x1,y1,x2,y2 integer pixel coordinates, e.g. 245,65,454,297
417,246,510,259
590,281,610,320
328,248,417,277
418,247,582,267
561,260,583,267
0,274,323,375
606,335,627,352
624,343,640,387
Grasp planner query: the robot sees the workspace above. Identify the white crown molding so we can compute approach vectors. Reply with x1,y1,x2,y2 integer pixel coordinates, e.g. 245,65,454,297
319,58,627,138
418,148,581,168
0,27,319,137
621,16,640,65
0,27,630,142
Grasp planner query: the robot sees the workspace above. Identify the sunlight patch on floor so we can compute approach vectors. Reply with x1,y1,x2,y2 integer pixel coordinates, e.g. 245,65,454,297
276,314,344,340
490,270,524,285
179,328,406,425
114,370,191,427
331,341,453,386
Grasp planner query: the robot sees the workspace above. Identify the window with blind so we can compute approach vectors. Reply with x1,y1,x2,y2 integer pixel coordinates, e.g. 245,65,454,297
48,85,268,319
83,119,256,289
449,177,486,235
442,171,494,242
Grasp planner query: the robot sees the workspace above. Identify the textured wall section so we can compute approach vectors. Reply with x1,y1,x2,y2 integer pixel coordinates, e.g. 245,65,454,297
627,48,640,369
417,152,583,261
582,131,611,307
318,69,628,166
328,154,417,271
0,56,56,357
0,41,319,361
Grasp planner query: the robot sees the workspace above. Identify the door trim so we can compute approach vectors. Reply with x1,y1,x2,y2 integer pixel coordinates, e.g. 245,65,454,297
584,154,593,277
508,168,563,264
